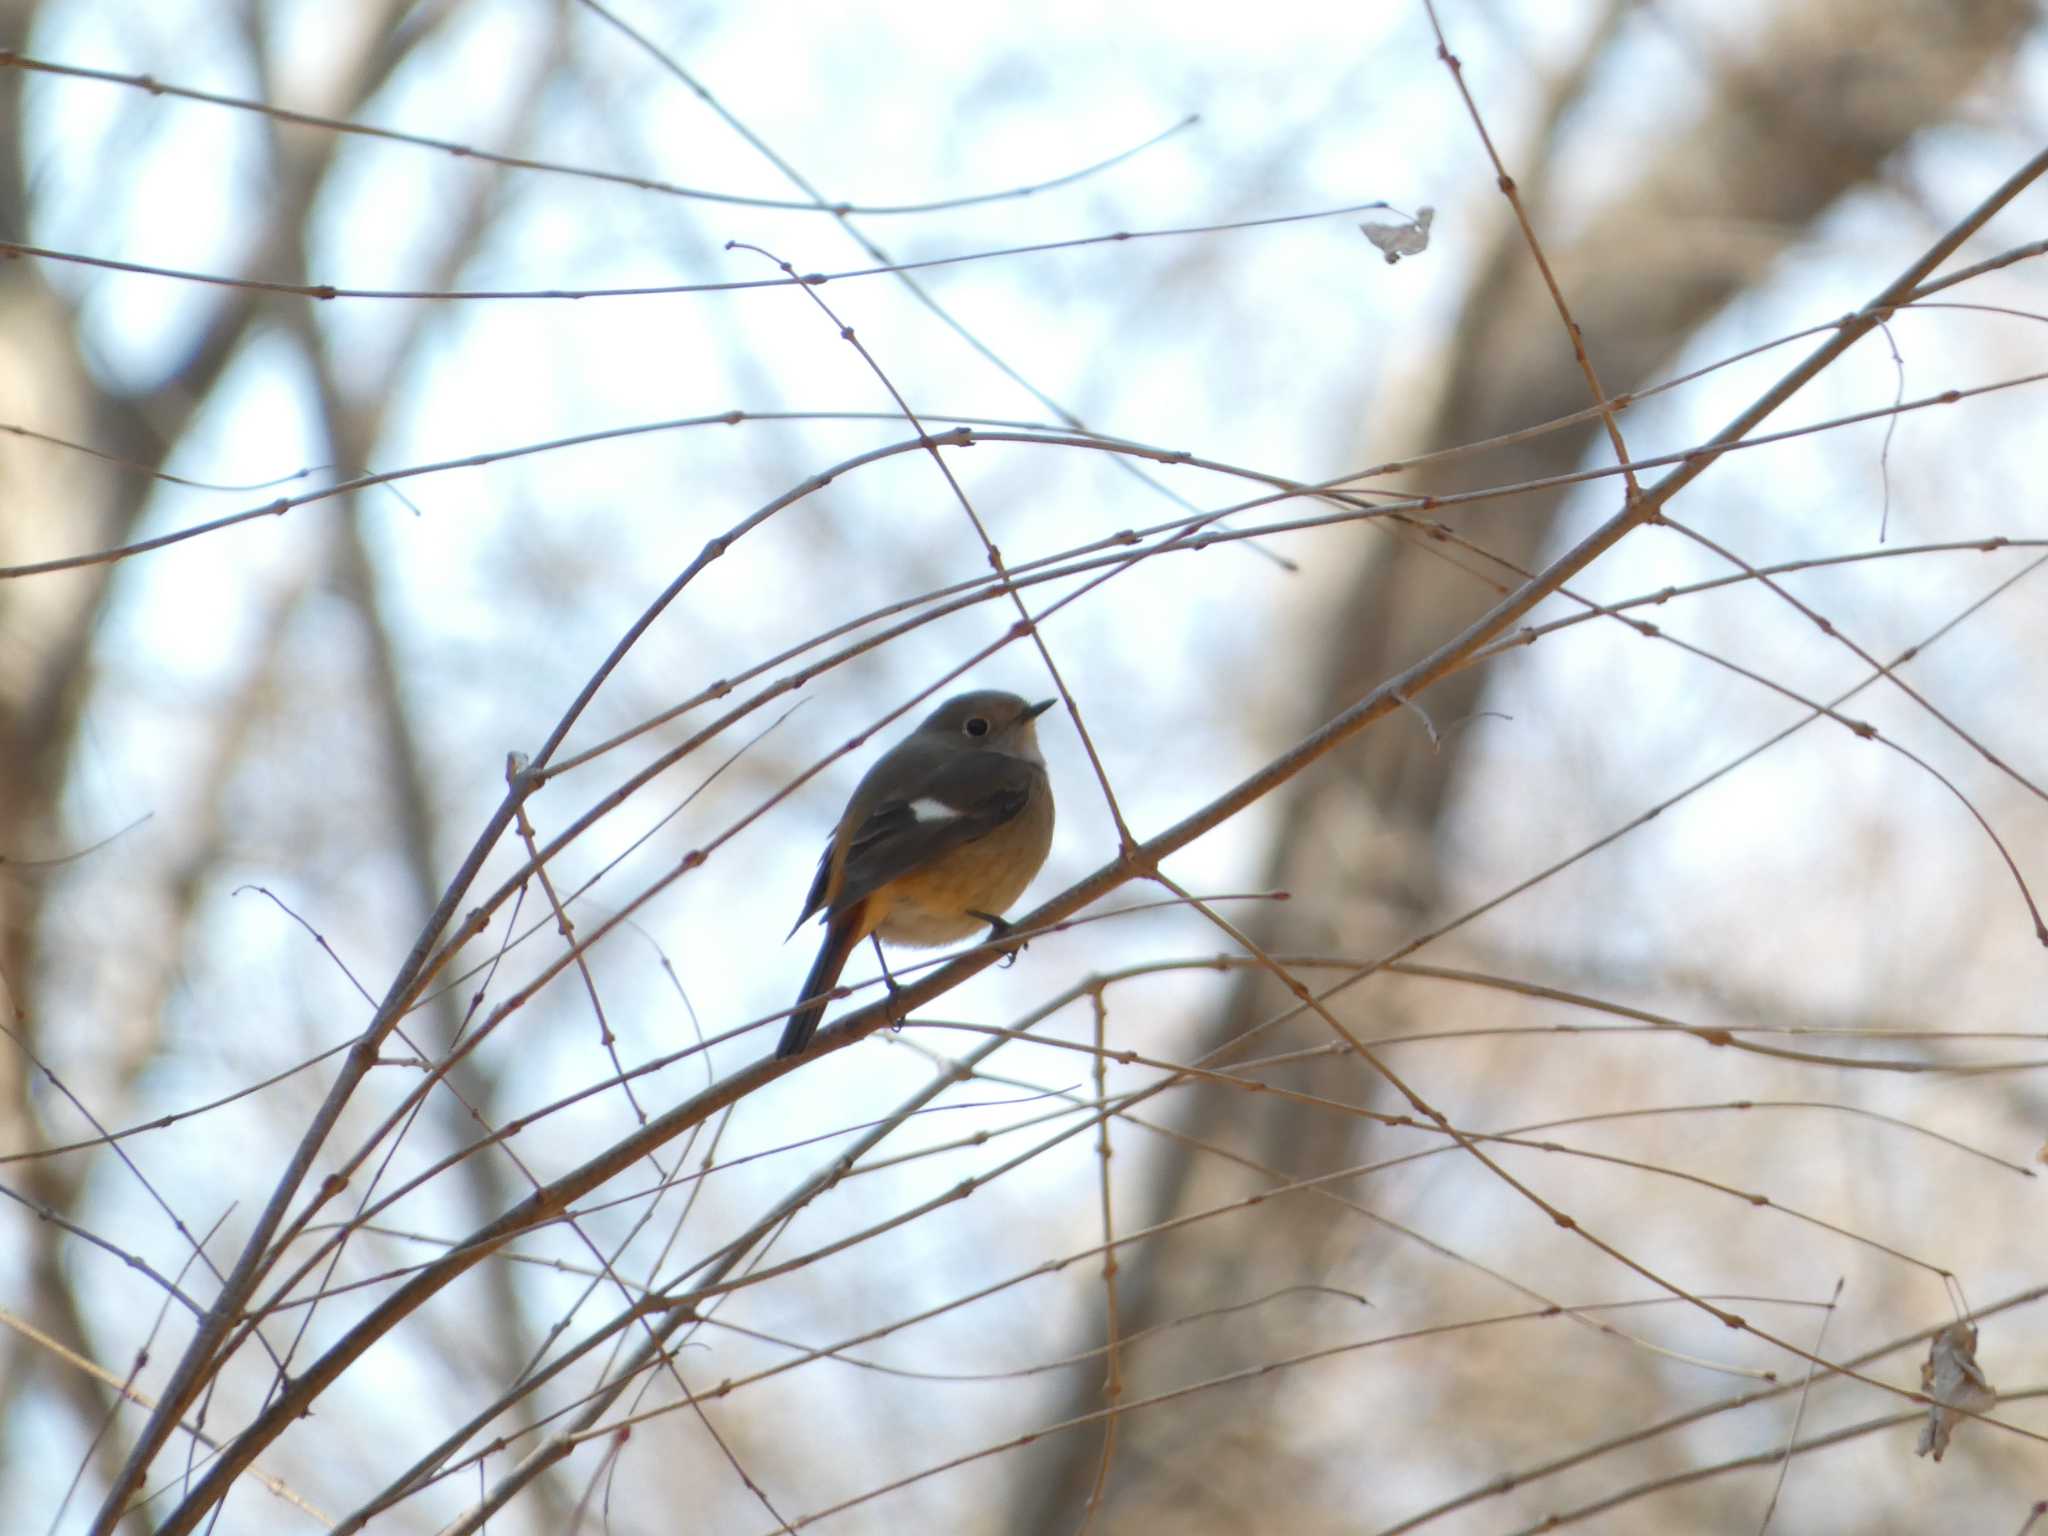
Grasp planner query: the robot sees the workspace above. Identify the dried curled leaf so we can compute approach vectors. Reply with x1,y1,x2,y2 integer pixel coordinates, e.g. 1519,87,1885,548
1916,1322,1996,1462
1360,206,1435,265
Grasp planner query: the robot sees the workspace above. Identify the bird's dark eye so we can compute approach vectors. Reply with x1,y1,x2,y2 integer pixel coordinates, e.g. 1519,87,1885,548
964,716,990,738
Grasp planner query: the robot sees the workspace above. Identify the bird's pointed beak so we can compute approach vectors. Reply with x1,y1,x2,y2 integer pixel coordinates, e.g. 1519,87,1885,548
1025,697,1058,721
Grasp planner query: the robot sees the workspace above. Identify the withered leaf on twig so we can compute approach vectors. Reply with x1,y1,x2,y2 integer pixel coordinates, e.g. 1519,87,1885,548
1916,1322,1996,1462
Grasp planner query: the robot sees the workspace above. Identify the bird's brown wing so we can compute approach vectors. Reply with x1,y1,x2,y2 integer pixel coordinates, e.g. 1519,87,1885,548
792,753,1042,928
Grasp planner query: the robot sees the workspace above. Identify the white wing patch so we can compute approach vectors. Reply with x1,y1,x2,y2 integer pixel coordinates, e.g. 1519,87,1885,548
908,797,964,822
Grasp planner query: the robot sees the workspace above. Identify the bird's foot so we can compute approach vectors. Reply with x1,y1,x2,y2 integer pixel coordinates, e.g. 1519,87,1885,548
967,910,1025,967
868,936,907,1029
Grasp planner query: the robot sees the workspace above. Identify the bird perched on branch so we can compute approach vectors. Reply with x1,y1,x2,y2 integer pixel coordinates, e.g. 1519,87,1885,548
776,690,1058,1058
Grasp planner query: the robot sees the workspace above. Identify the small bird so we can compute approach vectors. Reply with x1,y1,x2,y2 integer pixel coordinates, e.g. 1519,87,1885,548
776,690,1057,1058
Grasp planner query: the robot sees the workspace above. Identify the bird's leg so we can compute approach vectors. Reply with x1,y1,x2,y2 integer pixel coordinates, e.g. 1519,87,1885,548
869,935,908,1030
967,910,1025,967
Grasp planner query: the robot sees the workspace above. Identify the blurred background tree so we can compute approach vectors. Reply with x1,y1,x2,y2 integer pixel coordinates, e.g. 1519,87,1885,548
1,2,2044,1532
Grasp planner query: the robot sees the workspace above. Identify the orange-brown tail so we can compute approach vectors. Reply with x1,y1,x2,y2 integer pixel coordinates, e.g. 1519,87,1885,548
777,904,868,1058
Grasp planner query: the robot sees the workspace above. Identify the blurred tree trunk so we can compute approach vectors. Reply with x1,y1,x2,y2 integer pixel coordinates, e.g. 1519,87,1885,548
0,0,508,1499
1007,1,2032,1528
0,0,262,1463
